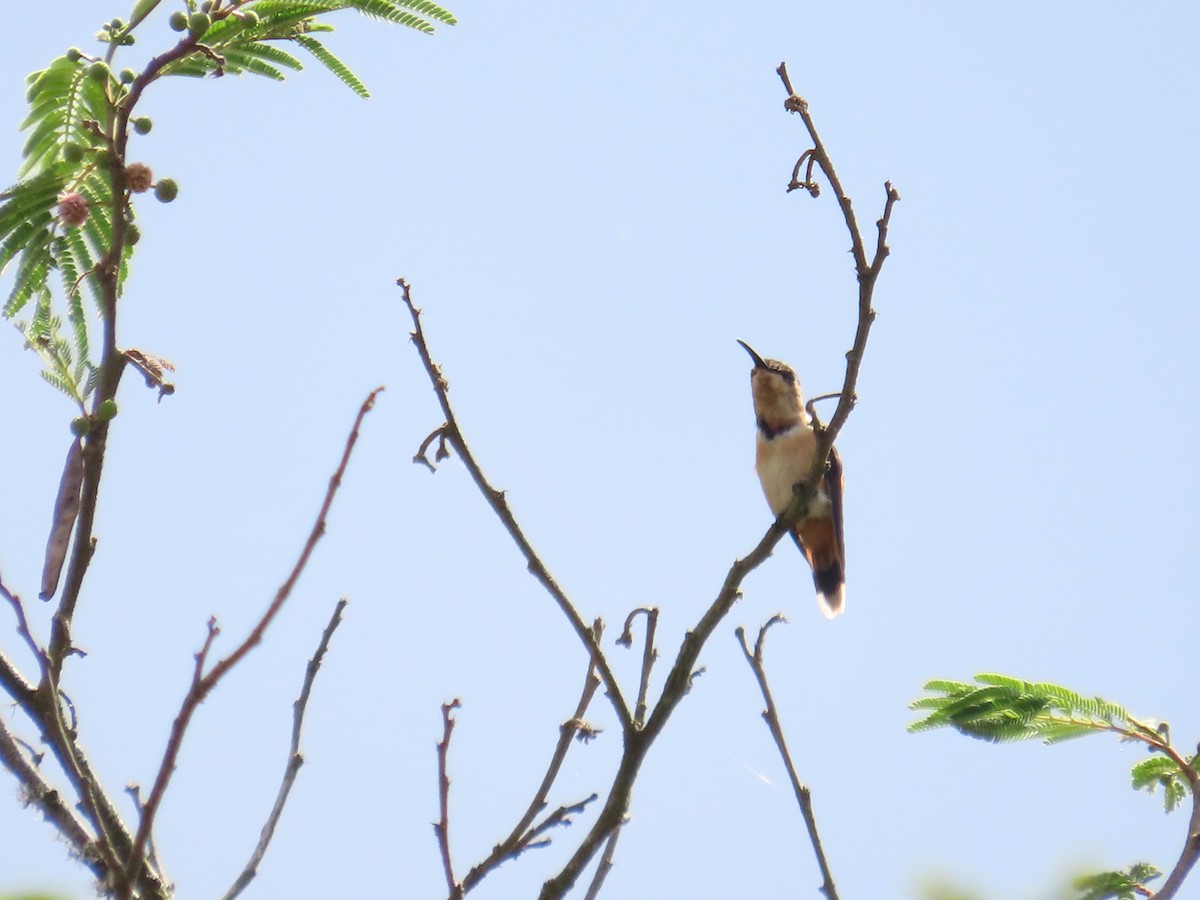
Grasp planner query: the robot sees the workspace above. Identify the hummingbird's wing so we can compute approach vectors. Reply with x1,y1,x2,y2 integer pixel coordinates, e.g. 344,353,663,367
825,445,845,572
791,447,846,618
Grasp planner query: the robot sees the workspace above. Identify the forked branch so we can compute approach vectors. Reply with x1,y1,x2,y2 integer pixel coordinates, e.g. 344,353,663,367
118,388,382,899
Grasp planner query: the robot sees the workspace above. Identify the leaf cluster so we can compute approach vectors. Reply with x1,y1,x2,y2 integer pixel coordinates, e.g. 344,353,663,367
161,1,457,96
2,0,455,405
1072,862,1161,900
908,673,1158,746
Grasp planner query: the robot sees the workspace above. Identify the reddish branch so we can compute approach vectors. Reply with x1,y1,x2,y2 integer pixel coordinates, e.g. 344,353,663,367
118,388,382,897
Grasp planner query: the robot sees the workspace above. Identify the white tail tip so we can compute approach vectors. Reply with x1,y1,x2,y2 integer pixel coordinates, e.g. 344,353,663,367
817,585,845,620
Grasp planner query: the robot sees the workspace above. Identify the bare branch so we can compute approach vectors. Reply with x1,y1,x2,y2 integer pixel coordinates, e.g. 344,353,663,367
737,618,839,900
616,607,658,728
434,699,463,900
538,67,896,898
775,61,900,464
221,597,350,900
121,388,383,896
399,278,632,730
0,713,99,878
582,823,624,900
460,620,605,894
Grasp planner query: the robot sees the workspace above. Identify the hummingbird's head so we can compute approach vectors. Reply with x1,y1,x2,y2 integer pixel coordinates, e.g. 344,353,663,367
737,339,805,429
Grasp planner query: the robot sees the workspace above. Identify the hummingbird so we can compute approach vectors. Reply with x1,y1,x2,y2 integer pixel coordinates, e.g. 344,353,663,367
737,339,846,618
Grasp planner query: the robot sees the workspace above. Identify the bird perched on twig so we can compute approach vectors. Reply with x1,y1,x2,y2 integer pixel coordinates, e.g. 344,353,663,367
737,339,846,619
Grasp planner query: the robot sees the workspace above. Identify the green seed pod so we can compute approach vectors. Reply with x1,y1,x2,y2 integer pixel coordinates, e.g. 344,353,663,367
70,417,91,437
63,143,86,163
154,178,179,203
133,116,153,135
120,68,137,84
65,47,83,62
127,223,141,245
188,11,211,35
242,10,259,26
87,61,109,82
97,399,119,422
168,10,188,31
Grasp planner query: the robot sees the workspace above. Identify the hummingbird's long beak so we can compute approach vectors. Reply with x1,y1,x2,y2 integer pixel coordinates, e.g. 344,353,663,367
737,339,767,369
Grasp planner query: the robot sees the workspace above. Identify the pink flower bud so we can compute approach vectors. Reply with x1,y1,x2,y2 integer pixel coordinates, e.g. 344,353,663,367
57,192,89,228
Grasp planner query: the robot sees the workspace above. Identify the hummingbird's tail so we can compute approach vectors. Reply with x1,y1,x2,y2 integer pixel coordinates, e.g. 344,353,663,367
795,519,846,619
813,566,846,620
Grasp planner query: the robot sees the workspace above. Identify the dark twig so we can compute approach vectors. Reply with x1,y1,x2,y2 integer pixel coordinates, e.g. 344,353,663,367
434,699,463,900
460,621,605,894
776,60,899,460
0,713,99,878
582,824,625,900
120,389,382,898
522,793,599,846
221,597,349,900
1,573,45,665
399,278,632,731
540,514,800,899
616,608,659,728
737,618,840,900
122,784,164,882
413,424,451,472
537,68,897,899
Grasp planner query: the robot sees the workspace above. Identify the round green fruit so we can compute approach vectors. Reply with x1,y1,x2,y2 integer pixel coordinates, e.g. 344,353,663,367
242,10,259,26
133,116,153,135
70,417,91,437
65,47,83,62
97,399,119,422
62,143,85,163
154,178,179,203
87,61,109,82
120,68,137,84
127,223,141,245
188,11,211,35
168,10,188,31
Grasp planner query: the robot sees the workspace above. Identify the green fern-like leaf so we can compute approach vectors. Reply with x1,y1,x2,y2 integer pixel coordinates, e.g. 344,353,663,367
219,49,289,81
294,36,369,97
63,227,102,307
21,57,110,178
1072,863,1160,900
909,674,1145,746
5,241,53,319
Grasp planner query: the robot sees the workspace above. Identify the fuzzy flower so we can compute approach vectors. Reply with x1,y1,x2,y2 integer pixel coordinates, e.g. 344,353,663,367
125,162,153,194
57,192,89,228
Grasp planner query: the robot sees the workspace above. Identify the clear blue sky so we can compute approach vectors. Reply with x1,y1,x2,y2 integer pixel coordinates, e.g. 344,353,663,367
3,3,1200,899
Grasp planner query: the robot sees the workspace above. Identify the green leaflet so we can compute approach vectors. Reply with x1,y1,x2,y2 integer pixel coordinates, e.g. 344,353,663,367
295,36,369,98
